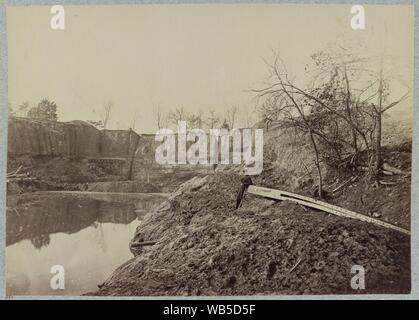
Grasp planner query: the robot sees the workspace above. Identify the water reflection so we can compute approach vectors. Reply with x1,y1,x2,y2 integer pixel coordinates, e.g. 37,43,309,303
6,192,166,296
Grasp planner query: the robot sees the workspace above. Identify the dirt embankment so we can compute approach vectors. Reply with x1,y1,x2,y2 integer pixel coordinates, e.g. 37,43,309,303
7,117,209,194
7,117,136,193
91,171,410,296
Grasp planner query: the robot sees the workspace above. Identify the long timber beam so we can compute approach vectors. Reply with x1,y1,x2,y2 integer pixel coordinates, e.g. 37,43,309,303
247,185,410,236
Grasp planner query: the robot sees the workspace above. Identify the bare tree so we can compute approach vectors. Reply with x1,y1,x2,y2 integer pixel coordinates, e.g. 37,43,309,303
255,48,410,193
100,100,113,129
156,109,162,130
206,110,220,129
244,107,255,128
226,106,238,129
131,117,137,131
254,53,357,197
8,100,15,116
187,109,204,128
155,106,168,130
308,48,410,176
258,96,287,130
18,101,30,117
254,59,325,196
371,63,409,175
221,118,230,129
168,107,187,126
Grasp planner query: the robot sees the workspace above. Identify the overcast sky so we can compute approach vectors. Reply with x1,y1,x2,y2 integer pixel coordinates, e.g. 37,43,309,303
7,4,414,133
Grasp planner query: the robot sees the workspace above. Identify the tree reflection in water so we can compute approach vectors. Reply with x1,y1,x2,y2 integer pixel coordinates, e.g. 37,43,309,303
6,192,166,249
6,192,168,296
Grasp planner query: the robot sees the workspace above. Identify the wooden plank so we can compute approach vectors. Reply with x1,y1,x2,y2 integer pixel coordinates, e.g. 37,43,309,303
247,185,410,236
332,175,358,193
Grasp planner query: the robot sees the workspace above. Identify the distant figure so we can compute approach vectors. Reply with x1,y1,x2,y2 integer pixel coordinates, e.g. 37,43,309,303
236,175,253,209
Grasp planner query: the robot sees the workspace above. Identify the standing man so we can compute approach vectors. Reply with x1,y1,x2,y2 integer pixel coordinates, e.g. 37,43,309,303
236,175,253,209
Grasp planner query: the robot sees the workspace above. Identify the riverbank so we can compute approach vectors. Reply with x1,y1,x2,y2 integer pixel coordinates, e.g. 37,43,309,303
90,171,410,296
6,191,168,295
6,115,412,296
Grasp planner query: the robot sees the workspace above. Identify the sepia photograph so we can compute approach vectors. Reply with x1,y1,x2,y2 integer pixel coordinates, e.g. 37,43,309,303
4,3,414,297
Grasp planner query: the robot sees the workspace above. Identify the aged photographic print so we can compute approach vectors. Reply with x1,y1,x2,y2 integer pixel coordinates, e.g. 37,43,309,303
4,3,413,296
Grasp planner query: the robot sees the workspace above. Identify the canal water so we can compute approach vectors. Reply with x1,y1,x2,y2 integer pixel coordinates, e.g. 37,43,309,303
5,192,166,296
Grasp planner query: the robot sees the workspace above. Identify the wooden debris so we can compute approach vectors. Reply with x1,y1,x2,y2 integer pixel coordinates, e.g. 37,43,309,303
6,165,23,178
381,170,394,176
7,177,38,182
332,175,358,193
288,257,303,274
383,163,403,175
247,185,410,236
378,180,397,186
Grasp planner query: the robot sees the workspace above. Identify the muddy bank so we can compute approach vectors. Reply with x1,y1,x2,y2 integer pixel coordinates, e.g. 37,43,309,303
91,173,410,296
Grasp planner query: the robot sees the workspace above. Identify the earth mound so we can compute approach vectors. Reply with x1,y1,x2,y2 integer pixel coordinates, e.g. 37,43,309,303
92,173,410,296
